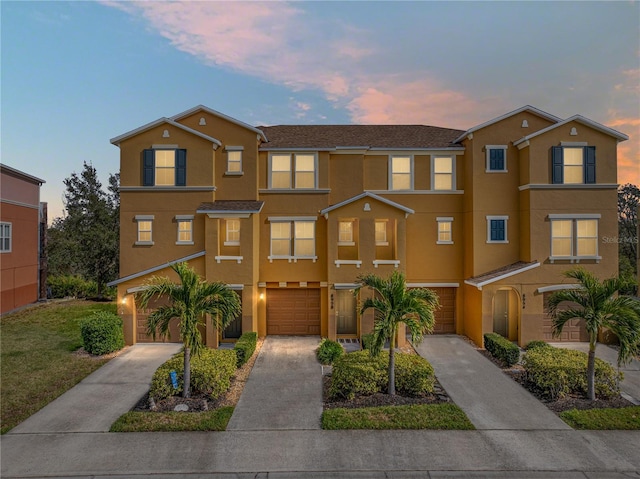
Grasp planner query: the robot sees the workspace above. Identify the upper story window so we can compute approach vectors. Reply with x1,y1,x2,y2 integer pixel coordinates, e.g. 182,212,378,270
135,215,154,245
375,220,388,246
486,146,507,172
436,217,453,244
269,153,317,189
389,156,412,190
486,215,508,243
226,147,243,175
176,215,194,245
551,145,596,184
269,217,317,261
225,219,240,246
0,222,12,252
338,220,355,245
549,215,600,262
143,148,186,186
432,155,455,190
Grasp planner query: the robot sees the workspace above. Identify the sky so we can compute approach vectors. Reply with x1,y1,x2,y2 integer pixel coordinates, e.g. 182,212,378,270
2,1,639,222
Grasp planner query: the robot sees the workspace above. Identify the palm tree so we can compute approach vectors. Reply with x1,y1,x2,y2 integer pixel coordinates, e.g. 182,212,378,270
547,267,640,400
136,262,241,398
356,271,439,395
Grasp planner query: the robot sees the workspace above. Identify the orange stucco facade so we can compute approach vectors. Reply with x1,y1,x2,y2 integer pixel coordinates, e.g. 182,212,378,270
109,105,627,348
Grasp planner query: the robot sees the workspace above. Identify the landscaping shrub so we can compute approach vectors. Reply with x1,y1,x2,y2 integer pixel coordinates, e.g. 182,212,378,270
79,311,124,355
522,347,622,400
483,332,520,367
233,331,257,368
316,338,344,365
48,275,98,299
361,333,374,350
525,340,552,351
150,348,237,400
328,350,435,400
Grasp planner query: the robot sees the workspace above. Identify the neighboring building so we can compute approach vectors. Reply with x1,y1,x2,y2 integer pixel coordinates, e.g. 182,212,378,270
1,164,46,314
108,105,627,347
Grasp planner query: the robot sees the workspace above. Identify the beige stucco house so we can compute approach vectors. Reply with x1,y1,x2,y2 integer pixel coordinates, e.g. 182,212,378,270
108,105,628,348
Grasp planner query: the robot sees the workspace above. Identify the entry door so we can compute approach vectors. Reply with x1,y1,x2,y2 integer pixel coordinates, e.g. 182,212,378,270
336,290,357,335
493,290,508,337
222,292,242,339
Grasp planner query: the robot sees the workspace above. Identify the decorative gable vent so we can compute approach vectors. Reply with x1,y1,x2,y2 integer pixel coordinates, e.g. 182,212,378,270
199,117,206,125
162,129,170,138
521,120,528,128
570,127,578,136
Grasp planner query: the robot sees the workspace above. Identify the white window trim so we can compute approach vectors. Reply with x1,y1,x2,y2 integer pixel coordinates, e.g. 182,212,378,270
224,218,241,246
135,215,154,246
175,215,194,245
548,215,601,263
388,155,414,191
486,215,509,244
436,217,454,245
268,217,318,262
268,152,318,190
485,145,508,173
431,155,456,191
338,220,355,246
375,219,389,246
225,146,244,176
0,222,12,253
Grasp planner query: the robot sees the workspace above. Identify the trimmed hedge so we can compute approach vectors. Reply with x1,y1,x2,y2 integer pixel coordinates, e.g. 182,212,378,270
484,332,520,367
525,340,552,351
48,275,98,299
80,311,125,355
329,350,435,400
316,338,344,365
522,347,622,400
150,348,237,400
233,332,258,368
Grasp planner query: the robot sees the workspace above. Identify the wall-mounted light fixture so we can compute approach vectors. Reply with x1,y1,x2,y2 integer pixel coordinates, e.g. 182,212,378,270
259,293,264,300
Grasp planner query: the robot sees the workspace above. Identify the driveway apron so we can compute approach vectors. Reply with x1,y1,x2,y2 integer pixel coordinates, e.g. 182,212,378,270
227,336,323,430
414,335,570,430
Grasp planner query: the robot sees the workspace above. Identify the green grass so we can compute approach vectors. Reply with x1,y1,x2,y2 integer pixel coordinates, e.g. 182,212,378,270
110,407,234,432
559,406,640,430
321,403,475,430
1,300,116,434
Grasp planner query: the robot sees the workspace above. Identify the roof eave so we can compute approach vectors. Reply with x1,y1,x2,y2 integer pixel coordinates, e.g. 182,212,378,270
513,115,629,146
170,104,267,142
110,118,222,147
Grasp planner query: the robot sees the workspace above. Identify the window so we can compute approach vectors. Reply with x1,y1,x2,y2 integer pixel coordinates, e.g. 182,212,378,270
486,216,508,243
0,222,11,252
389,156,412,190
143,148,186,186
550,215,600,261
338,220,354,245
269,219,317,260
225,219,240,245
269,153,317,189
226,148,243,174
437,217,453,244
551,146,596,184
432,156,454,190
375,220,388,246
135,216,154,245
486,146,507,172
176,216,193,244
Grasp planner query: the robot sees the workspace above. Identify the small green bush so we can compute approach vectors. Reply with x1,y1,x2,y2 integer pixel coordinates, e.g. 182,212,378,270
484,333,520,367
361,333,374,350
233,331,258,368
525,340,552,351
48,275,98,299
522,347,622,400
150,348,237,400
316,338,344,365
80,311,124,355
328,350,435,400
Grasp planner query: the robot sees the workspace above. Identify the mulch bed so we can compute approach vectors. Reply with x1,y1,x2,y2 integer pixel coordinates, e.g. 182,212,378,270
478,349,635,413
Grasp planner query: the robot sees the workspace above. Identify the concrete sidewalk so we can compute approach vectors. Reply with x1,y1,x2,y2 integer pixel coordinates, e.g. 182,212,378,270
9,343,181,434
227,336,323,430
414,335,570,430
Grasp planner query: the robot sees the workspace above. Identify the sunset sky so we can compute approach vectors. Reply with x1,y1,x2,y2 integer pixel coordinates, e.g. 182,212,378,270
2,1,638,221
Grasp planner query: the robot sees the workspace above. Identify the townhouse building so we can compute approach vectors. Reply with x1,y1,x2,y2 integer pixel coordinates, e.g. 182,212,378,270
108,105,627,348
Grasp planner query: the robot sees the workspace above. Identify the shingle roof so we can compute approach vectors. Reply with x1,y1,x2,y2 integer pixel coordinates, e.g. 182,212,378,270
196,200,264,213
258,125,465,150
464,261,540,290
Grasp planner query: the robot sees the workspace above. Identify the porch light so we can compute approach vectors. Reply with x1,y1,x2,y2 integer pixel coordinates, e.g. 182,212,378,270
259,293,264,300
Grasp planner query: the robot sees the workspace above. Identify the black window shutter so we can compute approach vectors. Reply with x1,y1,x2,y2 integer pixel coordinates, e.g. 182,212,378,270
143,149,155,186
176,149,187,186
584,146,596,184
551,146,563,184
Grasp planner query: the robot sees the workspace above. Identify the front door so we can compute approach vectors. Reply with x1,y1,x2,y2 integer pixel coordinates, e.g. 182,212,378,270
223,314,242,339
336,289,357,335
493,289,508,337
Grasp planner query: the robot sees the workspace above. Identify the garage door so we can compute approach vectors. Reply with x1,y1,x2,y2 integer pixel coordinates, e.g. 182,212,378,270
429,287,456,334
267,289,321,335
542,292,588,342
136,295,181,343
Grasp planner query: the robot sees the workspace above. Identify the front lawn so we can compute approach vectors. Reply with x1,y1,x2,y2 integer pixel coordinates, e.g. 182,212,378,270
110,407,234,432
322,403,475,430
1,300,117,434
559,406,640,430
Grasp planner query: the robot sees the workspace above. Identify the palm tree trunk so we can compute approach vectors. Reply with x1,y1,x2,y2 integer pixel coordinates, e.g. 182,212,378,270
183,347,191,398
587,339,596,401
388,328,396,396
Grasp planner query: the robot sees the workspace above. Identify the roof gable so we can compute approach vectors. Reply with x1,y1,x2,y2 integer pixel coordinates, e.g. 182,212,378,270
320,192,414,217
110,117,222,147
513,115,629,146
453,106,562,143
171,105,267,142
